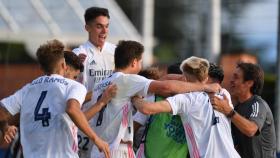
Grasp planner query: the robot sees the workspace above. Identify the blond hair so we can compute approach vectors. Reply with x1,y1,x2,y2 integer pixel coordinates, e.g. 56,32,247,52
180,56,209,82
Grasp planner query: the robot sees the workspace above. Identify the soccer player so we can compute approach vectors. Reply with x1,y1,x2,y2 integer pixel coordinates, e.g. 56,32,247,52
132,56,240,158
64,50,84,80
0,40,110,158
73,7,115,94
89,41,220,158
73,7,116,157
64,51,117,120
133,64,189,158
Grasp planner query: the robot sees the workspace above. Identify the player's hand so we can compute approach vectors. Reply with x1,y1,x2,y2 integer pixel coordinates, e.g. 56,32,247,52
204,83,221,93
131,95,144,104
100,84,117,105
78,53,87,63
94,137,111,158
210,93,232,115
3,125,17,144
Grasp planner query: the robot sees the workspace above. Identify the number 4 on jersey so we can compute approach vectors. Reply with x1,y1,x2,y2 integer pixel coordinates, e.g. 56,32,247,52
34,91,51,127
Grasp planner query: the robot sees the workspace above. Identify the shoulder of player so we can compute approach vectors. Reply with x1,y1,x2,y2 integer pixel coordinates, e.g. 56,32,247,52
65,78,84,86
124,74,153,82
67,80,87,95
103,42,116,54
182,91,205,96
72,42,88,55
167,92,195,100
175,91,208,103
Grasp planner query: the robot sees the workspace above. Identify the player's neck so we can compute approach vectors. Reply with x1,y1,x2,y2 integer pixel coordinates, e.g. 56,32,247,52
45,69,64,76
89,39,104,51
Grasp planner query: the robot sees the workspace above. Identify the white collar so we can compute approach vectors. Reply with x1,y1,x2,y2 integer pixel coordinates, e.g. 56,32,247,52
86,41,106,53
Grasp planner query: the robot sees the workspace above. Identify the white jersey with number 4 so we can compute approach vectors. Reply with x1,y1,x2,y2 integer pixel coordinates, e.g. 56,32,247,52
166,89,240,158
0,74,87,158
90,72,152,157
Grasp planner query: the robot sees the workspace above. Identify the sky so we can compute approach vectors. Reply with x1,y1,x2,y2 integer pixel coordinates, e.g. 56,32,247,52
234,0,278,67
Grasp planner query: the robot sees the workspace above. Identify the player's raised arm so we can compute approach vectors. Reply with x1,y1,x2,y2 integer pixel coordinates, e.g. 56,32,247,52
66,99,111,158
84,84,117,120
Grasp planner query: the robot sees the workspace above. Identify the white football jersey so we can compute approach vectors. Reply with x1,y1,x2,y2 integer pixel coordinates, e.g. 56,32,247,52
90,72,152,157
1,74,87,158
73,41,115,92
166,89,240,158
73,41,115,158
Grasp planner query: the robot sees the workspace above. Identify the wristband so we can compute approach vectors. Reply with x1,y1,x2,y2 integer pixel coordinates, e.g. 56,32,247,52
227,109,236,118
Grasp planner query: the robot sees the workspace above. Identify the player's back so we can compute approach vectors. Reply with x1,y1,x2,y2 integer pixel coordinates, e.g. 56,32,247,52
190,92,238,158
19,74,85,158
90,72,152,156
170,90,240,158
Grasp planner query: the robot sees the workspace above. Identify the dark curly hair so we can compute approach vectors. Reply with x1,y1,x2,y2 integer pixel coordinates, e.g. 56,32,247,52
64,51,84,72
208,63,224,84
167,62,182,74
114,40,144,69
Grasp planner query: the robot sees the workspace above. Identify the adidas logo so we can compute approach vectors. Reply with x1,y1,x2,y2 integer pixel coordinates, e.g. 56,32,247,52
90,59,96,65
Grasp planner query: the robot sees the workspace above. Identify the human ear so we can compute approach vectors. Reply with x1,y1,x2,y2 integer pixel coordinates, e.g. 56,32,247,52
85,24,90,32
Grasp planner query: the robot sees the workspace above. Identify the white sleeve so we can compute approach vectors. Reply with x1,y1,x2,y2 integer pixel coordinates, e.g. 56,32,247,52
125,74,153,97
166,93,192,115
66,82,87,107
0,85,28,115
72,46,86,56
133,111,149,125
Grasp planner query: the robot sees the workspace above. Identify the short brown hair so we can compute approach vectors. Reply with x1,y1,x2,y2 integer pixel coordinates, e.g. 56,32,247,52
209,63,224,84
36,39,64,73
180,56,209,82
64,51,84,72
138,67,160,80
84,7,110,24
114,40,144,69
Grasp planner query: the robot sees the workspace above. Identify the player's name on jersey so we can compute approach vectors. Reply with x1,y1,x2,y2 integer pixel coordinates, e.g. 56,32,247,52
31,76,69,86
94,80,111,91
89,69,113,77
92,77,108,84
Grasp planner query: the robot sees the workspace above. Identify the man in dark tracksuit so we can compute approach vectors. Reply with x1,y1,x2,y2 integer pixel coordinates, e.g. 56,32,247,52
210,62,276,158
